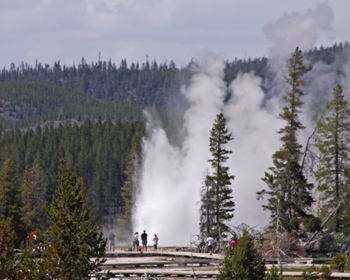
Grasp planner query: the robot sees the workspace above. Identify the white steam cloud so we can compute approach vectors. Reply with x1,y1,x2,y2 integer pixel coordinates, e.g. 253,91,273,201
264,2,334,57
224,73,283,227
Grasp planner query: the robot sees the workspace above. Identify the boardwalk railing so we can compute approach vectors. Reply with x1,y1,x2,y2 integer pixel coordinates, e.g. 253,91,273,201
102,259,221,269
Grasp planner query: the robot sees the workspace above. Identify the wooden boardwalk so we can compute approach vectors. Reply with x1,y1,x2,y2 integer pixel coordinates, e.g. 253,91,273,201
102,259,220,268
104,269,219,278
93,251,350,279
99,251,222,278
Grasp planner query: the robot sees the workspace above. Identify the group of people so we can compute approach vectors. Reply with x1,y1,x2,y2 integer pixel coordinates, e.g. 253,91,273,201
25,231,52,251
132,230,159,251
107,229,159,252
206,235,236,255
26,231,38,246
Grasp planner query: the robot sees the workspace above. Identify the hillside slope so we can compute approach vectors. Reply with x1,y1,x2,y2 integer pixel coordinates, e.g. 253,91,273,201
0,81,143,130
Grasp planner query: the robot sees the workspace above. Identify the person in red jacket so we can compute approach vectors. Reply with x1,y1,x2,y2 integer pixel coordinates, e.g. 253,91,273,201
230,237,236,248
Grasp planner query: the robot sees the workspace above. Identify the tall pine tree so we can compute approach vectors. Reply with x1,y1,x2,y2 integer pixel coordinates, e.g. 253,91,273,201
0,218,17,279
206,113,235,240
315,84,350,233
21,165,46,231
39,159,109,279
258,47,314,237
0,158,25,247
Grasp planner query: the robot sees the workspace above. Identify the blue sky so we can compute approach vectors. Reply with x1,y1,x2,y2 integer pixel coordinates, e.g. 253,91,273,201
0,0,349,68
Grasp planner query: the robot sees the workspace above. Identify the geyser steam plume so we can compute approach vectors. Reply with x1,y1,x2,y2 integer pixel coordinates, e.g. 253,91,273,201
134,55,227,246
134,54,282,246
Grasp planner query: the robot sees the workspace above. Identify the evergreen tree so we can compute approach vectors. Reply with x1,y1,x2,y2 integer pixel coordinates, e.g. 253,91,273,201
207,113,235,240
217,228,265,280
266,265,280,280
258,47,314,237
0,158,25,247
39,159,109,279
21,165,46,231
315,84,350,233
0,218,16,279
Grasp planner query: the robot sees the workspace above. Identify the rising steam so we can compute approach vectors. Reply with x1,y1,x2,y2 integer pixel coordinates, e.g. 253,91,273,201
133,2,345,246
134,55,226,246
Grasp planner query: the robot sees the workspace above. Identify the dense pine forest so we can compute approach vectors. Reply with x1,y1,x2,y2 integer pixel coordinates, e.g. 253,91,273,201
0,82,144,130
0,119,144,233
0,42,349,249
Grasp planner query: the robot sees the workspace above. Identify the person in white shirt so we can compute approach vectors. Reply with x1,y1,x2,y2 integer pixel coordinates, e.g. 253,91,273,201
206,235,214,255
132,232,139,251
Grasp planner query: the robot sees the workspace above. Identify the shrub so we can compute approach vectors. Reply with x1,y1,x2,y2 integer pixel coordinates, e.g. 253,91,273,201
265,265,279,280
217,228,265,280
330,252,346,272
318,265,332,280
301,265,318,280
301,265,332,280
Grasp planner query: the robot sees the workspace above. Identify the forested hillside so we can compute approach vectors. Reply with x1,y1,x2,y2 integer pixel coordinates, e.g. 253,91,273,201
0,81,143,130
0,58,183,107
0,118,144,231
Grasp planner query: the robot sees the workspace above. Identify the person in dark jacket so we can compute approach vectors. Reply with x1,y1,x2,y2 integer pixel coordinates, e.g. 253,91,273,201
141,230,148,251
109,230,115,251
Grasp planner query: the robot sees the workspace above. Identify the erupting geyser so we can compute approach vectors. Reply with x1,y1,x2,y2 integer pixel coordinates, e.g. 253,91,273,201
133,55,278,246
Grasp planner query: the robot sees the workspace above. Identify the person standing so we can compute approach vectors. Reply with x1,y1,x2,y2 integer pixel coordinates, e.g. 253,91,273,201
26,233,30,247
32,231,37,245
109,230,115,252
230,237,236,248
141,230,148,251
132,232,139,251
206,235,214,255
152,234,158,251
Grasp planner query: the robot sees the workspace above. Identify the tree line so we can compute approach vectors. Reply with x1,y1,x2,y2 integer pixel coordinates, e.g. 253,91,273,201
1,43,348,112
0,57,183,107
0,81,144,130
0,43,348,134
